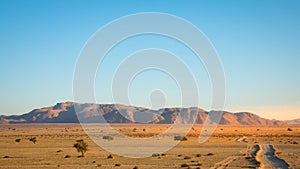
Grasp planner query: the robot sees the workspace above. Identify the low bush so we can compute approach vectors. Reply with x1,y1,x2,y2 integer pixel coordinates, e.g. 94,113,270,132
206,153,214,156
64,155,71,158
174,136,188,141
102,135,114,141
29,137,37,144
181,163,189,167
152,153,160,157
184,156,192,159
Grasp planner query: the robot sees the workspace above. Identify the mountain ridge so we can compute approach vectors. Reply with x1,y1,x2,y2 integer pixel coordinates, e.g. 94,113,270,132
285,118,300,124
0,102,287,126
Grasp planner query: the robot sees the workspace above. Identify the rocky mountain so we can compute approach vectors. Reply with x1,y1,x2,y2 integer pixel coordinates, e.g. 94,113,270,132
285,118,300,124
0,102,286,126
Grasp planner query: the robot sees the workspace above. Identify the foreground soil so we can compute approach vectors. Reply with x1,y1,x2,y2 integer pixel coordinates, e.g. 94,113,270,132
0,124,299,169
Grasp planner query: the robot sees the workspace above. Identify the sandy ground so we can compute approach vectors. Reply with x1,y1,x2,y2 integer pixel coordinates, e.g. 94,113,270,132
0,124,299,169
256,144,289,169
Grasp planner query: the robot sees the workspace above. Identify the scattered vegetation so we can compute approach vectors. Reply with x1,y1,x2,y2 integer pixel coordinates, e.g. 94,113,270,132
174,135,188,141
181,163,189,167
152,153,160,157
184,156,192,159
206,153,214,156
73,139,88,157
64,155,71,158
29,137,37,144
102,135,114,141
292,141,298,144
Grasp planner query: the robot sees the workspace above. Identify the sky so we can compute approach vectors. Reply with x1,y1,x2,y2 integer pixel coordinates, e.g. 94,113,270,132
0,0,299,120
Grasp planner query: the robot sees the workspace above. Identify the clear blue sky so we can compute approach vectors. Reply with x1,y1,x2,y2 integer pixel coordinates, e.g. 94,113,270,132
0,0,299,120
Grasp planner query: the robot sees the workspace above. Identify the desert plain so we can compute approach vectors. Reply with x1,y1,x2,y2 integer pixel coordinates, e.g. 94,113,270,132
0,124,299,169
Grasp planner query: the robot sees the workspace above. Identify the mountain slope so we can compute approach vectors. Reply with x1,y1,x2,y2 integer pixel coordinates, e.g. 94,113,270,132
285,118,300,124
0,102,286,126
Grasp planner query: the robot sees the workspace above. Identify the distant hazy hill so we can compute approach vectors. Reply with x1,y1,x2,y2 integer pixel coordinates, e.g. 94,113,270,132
0,102,287,126
285,118,300,124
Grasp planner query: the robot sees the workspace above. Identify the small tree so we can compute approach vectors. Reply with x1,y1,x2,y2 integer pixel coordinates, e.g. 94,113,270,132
73,139,88,157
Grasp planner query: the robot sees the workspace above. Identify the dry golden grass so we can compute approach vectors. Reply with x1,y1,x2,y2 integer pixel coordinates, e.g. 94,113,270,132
0,124,299,168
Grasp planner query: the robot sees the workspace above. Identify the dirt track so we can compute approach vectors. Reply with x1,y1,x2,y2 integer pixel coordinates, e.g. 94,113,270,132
256,144,289,169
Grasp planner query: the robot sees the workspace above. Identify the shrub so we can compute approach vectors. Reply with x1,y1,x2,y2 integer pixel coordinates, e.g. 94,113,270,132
292,141,298,144
152,153,160,157
29,137,37,144
206,153,214,156
64,155,71,158
287,128,293,131
115,164,121,166
15,138,21,142
102,135,114,141
174,136,188,141
184,156,192,159
57,150,63,153
73,139,88,157
181,163,189,167
196,154,201,157
107,154,113,159
133,166,139,169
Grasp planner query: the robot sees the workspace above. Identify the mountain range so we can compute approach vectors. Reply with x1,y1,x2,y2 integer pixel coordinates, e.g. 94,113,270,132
0,102,293,126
